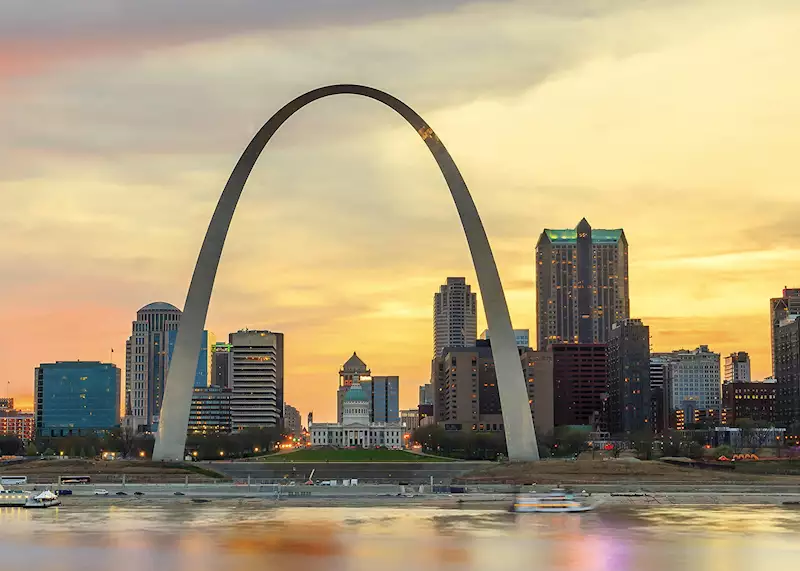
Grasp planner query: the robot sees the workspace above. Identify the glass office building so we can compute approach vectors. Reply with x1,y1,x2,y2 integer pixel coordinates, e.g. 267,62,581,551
35,361,121,437
167,330,214,388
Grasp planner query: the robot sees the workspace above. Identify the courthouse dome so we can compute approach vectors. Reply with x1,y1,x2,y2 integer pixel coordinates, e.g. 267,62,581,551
138,302,181,312
343,384,368,403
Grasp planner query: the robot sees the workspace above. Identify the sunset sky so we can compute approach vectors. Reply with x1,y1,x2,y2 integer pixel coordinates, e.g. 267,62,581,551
2,1,799,421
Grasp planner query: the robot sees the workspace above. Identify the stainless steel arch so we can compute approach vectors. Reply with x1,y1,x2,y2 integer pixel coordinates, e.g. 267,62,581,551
152,84,538,462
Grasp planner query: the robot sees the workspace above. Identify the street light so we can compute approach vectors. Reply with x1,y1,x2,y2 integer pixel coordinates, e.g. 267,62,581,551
139,450,146,458
219,451,225,457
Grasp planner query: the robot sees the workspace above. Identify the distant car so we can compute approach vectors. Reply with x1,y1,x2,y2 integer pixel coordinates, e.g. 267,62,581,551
115,491,128,496
94,489,109,496
133,491,145,496
174,491,185,496
56,489,73,496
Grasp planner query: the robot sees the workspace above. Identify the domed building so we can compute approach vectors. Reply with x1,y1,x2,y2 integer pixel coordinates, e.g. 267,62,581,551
310,383,404,449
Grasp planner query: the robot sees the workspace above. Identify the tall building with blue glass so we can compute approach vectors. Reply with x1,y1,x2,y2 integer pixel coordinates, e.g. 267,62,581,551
35,361,121,437
365,376,400,423
167,330,215,388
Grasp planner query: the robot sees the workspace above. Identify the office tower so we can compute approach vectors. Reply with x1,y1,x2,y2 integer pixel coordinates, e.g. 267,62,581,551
418,383,434,406
649,355,673,432
722,379,776,426
536,218,629,349
284,404,302,435
167,330,215,389
519,348,555,436
481,329,530,348
35,361,121,437
607,319,651,434
368,375,400,423
188,386,232,434
433,277,478,358
211,342,231,388
657,346,721,420
0,398,13,412
771,288,800,375
337,353,371,423
551,344,608,430
401,409,420,432
432,340,549,433
126,302,182,431
724,352,751,383
775,316,800,427
433,340,501,431
229,330,284,430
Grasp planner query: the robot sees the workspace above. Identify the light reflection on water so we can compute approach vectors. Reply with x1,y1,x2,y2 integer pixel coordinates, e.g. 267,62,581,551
2,502,800,571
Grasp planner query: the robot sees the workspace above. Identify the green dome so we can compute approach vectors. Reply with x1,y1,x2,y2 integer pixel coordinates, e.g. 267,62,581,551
344,384,368,403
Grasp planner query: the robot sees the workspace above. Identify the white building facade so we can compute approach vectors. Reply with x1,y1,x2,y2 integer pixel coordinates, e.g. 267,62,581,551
657,345,721,415
311,384,404,449
724,351,751,383
229,330,284,431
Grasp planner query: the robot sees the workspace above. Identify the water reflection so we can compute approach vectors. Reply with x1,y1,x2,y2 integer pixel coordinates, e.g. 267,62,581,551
1,503,800,571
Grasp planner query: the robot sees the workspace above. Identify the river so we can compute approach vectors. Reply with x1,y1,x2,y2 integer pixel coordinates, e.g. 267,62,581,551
2,502,799,570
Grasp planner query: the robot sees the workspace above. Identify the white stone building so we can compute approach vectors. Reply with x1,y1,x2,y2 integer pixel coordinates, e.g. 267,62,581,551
311,384,404,449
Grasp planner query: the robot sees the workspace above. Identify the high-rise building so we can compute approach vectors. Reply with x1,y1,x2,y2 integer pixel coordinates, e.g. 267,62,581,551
432,340,550,434
284,404,302,435
401,408,421,432
229,330,284,431
433,277,477,358
535,218,629,349
35,361,121,437
337,353,371,423
126,302,182,431
211,342,231,388
0,398,13,413
519,348,555,436
649,355,673,432
724,351,751,383
607,319,651,434
771,288,800,375
167,330,215,389
188,386,231,434
656,346,721,420
364,376,399,423
418,383,434,406
775,316,800,428
722,379,776,426
481,329,530,348
551,344,608,430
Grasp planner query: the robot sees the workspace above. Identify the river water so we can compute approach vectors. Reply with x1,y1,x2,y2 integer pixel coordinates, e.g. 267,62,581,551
2,502,800,570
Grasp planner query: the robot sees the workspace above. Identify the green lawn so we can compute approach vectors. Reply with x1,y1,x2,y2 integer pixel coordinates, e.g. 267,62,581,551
260,448,454,462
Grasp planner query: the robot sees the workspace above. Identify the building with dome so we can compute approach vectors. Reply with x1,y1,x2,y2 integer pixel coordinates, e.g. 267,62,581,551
310,383,404,449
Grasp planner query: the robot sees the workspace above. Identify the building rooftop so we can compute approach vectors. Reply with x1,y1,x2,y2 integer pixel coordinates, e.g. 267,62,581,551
138,301,181,312
544,228,623,244
342,352,368,372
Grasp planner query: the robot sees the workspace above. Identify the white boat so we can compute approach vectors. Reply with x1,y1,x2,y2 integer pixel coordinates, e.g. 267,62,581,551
513,489,596,513
0,484,30,507
25,490,61,508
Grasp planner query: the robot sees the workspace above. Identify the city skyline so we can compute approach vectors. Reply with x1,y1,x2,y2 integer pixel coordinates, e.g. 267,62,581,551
3,1,800,422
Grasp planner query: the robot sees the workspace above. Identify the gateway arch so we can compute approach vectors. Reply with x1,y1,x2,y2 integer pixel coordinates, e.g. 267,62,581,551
152,84,539,462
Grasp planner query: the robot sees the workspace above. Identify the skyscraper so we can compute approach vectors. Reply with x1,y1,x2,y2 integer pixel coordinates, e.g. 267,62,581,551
724,351,751,383
367,376,400,423
771,288,800,375
418,383,434,406
607,319,651,434
775,316,800,428
433,277,477,358
211,342,231,388
536,218,629,349
126,302,182,432
167,330,215,389
649,355,673,431
228,330,284,430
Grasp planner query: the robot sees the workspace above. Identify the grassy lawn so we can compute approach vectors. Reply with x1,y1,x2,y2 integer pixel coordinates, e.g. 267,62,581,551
260,448,454,462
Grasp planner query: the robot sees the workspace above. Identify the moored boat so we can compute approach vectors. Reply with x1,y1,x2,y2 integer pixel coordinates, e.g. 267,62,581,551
513,489,596,513
0,484,30,507
25,490,61,508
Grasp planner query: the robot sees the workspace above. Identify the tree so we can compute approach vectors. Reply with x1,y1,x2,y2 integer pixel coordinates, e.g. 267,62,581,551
25,443,38,456
0,436,24,456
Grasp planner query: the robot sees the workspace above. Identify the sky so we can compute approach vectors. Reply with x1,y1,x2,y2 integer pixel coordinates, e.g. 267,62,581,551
2,0,800,420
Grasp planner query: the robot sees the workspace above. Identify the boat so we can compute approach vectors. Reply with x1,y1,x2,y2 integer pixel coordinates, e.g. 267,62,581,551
512,489,597,513
0,484,30,507
25,490,61,508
